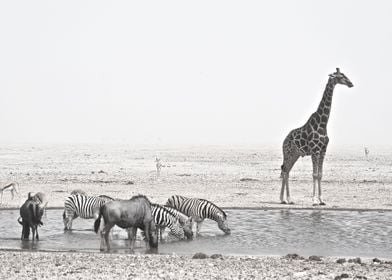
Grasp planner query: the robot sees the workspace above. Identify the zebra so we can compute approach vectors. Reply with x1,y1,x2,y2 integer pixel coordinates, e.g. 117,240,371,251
151,203,187,241
165,195,231,235
162,205,193,239
63,194,114,230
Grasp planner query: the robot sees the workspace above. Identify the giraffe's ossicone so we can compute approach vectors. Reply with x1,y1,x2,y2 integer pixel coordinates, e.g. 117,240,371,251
280,68,354,206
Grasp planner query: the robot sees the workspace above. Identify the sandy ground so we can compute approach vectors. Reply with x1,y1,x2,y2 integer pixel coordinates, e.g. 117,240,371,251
1,251,391,280
1,144,392,279
1,144,391,210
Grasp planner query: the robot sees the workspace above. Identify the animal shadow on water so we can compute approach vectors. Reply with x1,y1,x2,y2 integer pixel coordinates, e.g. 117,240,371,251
94,195,159,254
18,198,44,241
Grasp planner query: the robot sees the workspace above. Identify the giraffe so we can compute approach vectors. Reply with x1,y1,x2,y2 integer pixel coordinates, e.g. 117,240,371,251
280,68,353,206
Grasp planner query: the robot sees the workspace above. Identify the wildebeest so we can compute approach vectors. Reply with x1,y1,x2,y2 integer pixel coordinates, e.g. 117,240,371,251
18,197,44,240
29,192,48,209
94,195,158,252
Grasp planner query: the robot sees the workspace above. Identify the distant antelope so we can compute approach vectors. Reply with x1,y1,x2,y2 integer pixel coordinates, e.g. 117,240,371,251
0,182,20,204
155,157,163,177
364,147,370,158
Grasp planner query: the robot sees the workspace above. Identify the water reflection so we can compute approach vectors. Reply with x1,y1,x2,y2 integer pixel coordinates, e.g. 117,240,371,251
309,210,323,225
20,240,39,250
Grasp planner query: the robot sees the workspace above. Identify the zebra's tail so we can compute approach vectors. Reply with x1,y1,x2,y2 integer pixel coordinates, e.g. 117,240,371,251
94,205,103,233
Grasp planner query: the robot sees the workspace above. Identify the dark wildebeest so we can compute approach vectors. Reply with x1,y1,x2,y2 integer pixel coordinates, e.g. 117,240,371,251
94,195,158,252
18,197,44,240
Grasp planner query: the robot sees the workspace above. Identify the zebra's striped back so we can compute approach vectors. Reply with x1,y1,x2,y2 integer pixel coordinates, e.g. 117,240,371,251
151,203,184,239
64,194,113,219
166,195,226,220
165,195,231,234
163,205,190,224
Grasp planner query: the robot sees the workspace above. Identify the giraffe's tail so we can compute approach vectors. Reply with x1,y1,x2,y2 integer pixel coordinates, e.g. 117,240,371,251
280,165,284,179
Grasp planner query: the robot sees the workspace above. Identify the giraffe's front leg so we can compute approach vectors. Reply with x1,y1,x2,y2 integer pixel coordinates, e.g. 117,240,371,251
312,153,327,206
285,177,294,204
280,174,288,204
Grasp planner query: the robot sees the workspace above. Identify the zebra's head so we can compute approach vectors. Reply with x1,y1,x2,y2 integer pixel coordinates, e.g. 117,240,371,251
217,213,231,235
169,220,185,240
179,217,193,240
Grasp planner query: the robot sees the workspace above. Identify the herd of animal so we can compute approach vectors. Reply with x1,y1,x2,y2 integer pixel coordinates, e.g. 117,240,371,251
9,186,230,252
1,68,355,252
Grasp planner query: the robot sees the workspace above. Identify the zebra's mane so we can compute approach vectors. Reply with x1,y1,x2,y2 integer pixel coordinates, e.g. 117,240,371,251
162,204,190,221
151,203,177,218
198,198,227,219
162,204,180,212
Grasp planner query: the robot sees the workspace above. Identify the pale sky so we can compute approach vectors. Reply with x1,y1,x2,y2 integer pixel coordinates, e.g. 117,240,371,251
0,1,391,147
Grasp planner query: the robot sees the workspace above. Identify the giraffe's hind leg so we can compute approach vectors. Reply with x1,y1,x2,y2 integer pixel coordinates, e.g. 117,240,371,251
317,153,326,206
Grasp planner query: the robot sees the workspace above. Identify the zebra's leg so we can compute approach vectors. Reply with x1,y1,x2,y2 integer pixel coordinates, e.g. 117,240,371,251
196,220,204,236
63,210,75,230
189,217,196,234
62,211,68,230
158,227,163,242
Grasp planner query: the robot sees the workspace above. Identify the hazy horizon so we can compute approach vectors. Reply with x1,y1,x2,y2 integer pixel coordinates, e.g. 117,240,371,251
1,1,391,147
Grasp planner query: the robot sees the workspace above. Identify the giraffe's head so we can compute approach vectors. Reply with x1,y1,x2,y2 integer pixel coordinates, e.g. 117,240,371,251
329,68,353,88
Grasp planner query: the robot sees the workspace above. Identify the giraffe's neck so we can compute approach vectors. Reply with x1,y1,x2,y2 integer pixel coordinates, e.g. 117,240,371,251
315,77,337,129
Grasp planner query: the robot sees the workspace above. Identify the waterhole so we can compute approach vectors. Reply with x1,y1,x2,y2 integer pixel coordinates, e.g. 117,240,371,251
1,209,391,258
